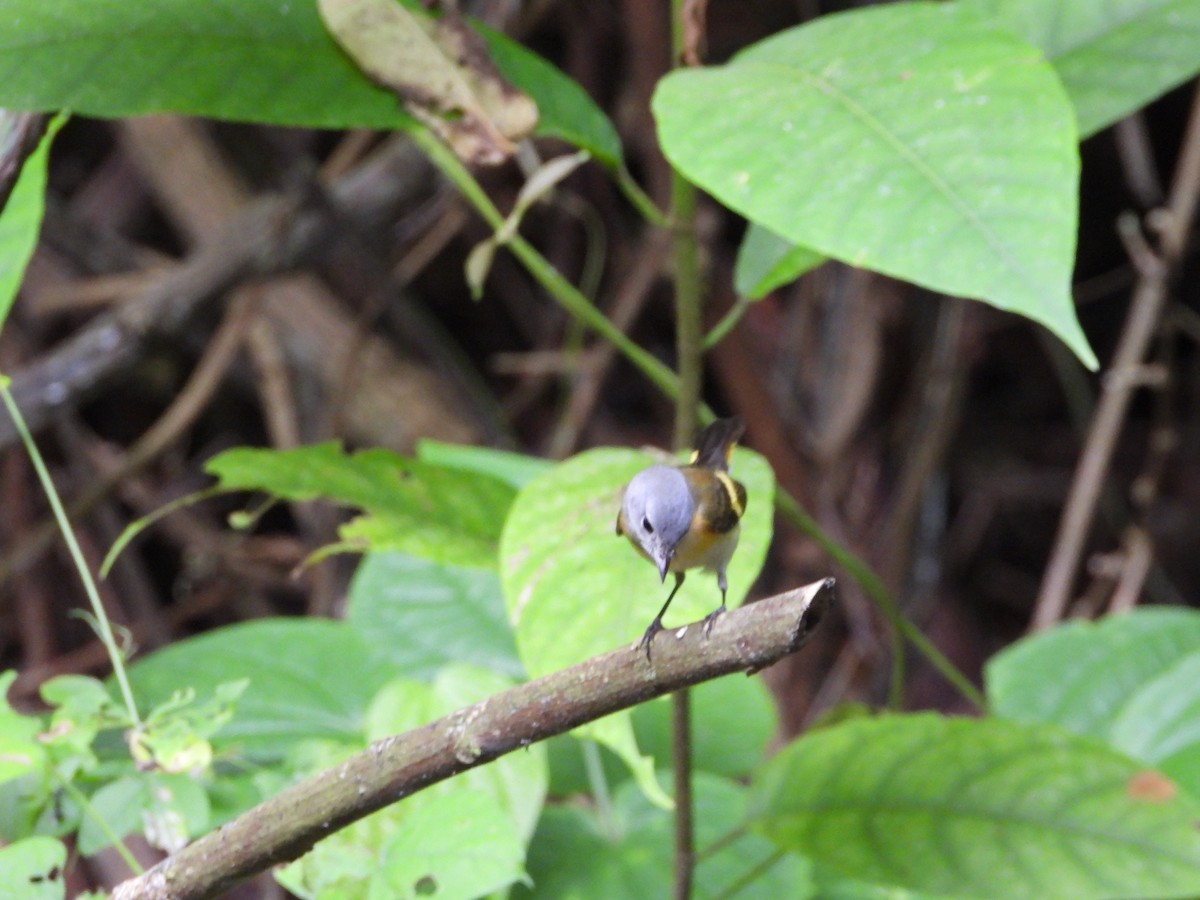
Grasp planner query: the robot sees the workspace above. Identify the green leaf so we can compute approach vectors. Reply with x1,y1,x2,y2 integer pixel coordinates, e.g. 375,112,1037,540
517,774,814,900
0,837,65,900
78,773,209,856
810,866,947,900
1108,652,1200,762
347,552,523,681
375,789,527,899
478,24,624,169
0,0,624,164
986,606,1200,741
206,443,515,569
967,0,1200,138
0,0,414,128
1159,743,1200,804
654,1,1095,368
0,672,45,787
749,713,1200,899
126,619,395,761
416,440,553,490
632,674,778,780
0,113,65,332
734,223,825,299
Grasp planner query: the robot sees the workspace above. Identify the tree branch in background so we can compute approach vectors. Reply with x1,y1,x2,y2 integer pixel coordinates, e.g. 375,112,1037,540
1034,85,1200,630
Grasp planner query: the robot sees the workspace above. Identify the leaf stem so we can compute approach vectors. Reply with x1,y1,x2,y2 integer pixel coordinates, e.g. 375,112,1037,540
0,376,142,725
776,491,985,710
411,128,680,399
56,774,144,876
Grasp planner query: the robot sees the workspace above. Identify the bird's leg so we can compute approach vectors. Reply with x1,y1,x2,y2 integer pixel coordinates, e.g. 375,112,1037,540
702,571,729,637
639,572,685,658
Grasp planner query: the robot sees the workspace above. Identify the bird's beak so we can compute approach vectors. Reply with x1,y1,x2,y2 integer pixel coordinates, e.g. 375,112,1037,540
655,551,670,582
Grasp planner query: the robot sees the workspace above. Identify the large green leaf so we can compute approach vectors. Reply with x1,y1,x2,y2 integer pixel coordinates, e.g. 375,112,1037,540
415,440,553,490
989,607,1200,783
0,0,410,128
517,774,814,900
750,714,1200,899
206,442,514,569
654,1,1095,368
0,0,621,169
986,607,1200,740
125,619,395,760
1110,653,1200,763
346,552,522,681
967,0,1200,138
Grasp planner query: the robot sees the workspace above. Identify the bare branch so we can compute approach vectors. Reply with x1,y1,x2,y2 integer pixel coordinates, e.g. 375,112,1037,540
112,579,834,900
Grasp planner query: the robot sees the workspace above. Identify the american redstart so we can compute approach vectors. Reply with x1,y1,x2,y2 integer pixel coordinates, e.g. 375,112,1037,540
616,417,748,655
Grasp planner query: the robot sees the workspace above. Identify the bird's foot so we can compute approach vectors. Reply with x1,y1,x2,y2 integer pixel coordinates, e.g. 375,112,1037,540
638,617,664,660
702,603,727,637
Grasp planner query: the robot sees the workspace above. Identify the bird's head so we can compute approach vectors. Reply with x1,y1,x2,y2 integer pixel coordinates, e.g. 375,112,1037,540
619,465,693,581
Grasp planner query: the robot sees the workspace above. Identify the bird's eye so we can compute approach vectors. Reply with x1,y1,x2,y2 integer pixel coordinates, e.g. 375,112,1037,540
642,516,654,534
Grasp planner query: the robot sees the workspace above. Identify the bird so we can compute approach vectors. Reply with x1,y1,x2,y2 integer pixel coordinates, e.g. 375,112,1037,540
616,417,747,656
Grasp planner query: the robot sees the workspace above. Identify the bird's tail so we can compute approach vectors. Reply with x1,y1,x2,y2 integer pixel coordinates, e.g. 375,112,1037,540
690,417,745,471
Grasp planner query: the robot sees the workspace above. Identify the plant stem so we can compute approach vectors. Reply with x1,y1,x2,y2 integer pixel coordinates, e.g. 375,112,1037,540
671,168,702,446
0,376,142,726
56,775,144,876
776,491,985,710
411,128,681,400
670,685,694,900
667,1,706,893
704,296,748,350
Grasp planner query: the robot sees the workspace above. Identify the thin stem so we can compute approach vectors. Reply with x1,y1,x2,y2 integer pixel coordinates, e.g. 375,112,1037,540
668,2,705,894
670,688,694,900
0,377,142,726
1033,84,1200,630
671,167,702,446
411,128,680,400
56,775,144,876
704,296,749,350
777,491,985,710
618,166,669,227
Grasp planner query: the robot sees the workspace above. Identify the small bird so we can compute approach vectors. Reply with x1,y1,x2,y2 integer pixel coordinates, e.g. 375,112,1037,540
616,417,748,655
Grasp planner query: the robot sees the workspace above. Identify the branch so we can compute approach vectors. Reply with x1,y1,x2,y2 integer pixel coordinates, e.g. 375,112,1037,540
111,579,834,900
1033,85,1200,630
0,136,432,450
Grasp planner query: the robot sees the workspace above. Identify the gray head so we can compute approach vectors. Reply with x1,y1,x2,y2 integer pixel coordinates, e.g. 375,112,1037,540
621,465,693,581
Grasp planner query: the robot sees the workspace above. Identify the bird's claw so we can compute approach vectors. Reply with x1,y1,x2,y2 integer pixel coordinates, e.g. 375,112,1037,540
638,618,663,660
702,603,726,637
